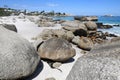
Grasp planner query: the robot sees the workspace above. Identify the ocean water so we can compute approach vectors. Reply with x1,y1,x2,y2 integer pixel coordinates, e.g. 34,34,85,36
98,16,120,25
53,16,120,36
53,16,74,21
98,16,120,36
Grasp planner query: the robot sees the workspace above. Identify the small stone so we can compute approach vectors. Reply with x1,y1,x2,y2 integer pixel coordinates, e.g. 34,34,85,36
52,62,62,68
45,77,56,80
80,50,88,54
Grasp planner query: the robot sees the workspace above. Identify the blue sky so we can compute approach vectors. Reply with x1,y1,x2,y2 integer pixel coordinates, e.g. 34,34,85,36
0,0,120,15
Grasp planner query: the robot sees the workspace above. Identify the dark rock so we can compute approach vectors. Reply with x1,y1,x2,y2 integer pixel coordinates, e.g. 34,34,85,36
103,25,113,29
96,22,103,28
104,32,118,37
38,38,76,62
62,21,88,37
87,31,97,37
96,22,113,29
113,24,120,27
0,24,17,32
66,41,120,80
99,25,113,29
73,29,87,37
96,31,106,39
109,33,118,37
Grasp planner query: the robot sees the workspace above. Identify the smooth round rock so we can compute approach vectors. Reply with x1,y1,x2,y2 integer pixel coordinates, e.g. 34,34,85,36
85,21,97,30
0,26,40,80
38,38,76,62
66,41,120,80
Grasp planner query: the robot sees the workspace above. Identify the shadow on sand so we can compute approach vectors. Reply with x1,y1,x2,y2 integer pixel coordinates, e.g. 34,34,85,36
22,60,44,80
64,58,75,64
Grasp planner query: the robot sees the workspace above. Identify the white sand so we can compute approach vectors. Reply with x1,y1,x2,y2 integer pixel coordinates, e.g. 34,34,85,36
0,16,83,80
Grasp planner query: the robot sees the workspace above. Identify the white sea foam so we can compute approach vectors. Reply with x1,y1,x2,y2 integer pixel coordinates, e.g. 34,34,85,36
98,27,120,36
104,23,120,26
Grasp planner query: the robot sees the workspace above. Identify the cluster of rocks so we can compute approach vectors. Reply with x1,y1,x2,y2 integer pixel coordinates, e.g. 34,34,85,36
74,16,116,29
33,34,76,67
96,22,113,29
35,29,74,41
1,15,119,80
61,20,98,38
74,16,98,21
37,16,56,27
35,20,117,52
0,23,76,79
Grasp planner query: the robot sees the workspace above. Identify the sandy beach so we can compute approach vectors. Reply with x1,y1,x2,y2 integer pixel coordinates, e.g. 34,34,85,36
0,16,83,80
1,0,120,80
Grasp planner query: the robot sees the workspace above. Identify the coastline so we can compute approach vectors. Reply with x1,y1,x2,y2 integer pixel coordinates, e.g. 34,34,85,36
0,15,83,80
0,15,120,80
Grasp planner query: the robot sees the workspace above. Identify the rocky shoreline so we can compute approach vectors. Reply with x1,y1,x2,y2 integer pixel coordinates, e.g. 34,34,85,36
0,14,120,80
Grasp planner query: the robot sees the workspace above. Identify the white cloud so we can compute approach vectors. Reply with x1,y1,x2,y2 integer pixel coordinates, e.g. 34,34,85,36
47,3,59,7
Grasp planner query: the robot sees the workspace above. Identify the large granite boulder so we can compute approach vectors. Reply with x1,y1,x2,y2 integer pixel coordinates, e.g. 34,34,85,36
38,38,76,62
85,21,97,36
66,41,120,80
74,16,98,21
0,24,17,32
0,26,40,80
85,21,97,30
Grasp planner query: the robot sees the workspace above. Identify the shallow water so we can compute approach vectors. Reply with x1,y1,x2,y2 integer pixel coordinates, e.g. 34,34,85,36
98,16,120,24
98,27,120,36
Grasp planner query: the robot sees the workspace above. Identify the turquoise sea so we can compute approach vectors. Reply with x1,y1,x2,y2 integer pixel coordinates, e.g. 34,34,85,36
53,16,120,36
